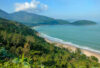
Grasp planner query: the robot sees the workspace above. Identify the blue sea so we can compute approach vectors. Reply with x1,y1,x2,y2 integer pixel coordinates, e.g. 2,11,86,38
34,24,100,53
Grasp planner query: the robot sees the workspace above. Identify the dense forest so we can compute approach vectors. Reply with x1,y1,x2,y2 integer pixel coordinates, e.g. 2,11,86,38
0,18,100,68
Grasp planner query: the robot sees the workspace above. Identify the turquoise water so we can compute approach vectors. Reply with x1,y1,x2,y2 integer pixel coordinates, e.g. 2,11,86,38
34,24,100,53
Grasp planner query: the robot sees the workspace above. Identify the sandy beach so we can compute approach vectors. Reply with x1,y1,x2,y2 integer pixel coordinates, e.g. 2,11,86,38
44,38,100,63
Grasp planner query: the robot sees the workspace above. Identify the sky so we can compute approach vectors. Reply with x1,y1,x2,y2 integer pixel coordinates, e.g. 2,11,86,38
0,0,100,21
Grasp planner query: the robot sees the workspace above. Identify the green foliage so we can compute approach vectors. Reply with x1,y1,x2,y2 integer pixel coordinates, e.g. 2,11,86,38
0,18,100,68
91,56,98,62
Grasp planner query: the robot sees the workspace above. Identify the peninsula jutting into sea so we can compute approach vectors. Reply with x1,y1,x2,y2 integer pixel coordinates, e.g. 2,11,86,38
0,0,100,68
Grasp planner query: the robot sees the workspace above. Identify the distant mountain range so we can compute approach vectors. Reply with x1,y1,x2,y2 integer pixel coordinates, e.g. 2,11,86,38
71,20,96,25
0,9,10,19
0,9,70,26
0,9,97,26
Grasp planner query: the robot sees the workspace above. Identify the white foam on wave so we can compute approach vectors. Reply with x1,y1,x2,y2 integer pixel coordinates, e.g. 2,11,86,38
39,32,100,54
32,26,40,29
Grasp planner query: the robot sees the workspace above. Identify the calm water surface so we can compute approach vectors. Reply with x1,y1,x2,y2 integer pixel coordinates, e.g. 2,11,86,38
34,24,100,53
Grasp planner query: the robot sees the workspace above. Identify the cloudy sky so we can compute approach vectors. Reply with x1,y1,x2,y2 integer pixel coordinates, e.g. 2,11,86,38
0,0,100,21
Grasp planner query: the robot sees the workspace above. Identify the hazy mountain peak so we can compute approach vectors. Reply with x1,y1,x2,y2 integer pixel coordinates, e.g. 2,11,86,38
72,20,96,25
0,9,10,19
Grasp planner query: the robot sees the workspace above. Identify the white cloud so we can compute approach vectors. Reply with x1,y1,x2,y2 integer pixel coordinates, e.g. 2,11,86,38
15,0,48,12
41,4,48,10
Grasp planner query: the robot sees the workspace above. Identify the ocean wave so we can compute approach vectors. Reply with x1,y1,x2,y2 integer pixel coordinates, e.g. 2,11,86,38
32,26,40,29
39,32,100,54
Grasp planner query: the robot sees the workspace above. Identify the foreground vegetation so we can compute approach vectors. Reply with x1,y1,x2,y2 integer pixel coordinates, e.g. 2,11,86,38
0,18,100,68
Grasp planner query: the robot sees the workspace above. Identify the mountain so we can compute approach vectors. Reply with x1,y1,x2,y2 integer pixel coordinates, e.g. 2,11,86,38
0,18,100,67
72,20,96,25
0,9,10,19
0,9,70,26
56,19,70,24
10,11,60,26
0,9,97,26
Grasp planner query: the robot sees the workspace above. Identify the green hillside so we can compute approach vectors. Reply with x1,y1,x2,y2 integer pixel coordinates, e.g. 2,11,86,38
72,20,96,25
0,9,70,26
10,11,58,26
0,18,100,68
0,9,97,26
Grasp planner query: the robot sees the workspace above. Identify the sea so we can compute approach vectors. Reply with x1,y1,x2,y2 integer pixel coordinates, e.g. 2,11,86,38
33,24,100,53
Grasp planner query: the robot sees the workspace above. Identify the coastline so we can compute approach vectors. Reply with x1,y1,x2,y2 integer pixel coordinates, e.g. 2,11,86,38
36,33,100,63
44,37,100,63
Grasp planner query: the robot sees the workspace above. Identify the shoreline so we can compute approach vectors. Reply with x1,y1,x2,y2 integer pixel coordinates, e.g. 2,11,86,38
42,35,100,63
34,27,100,63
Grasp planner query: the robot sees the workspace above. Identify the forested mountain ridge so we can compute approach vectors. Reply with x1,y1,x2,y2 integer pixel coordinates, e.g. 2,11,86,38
0,18,100,68
0,9,70,26
0,9,97,26
0,9,10,19
72,20,96,25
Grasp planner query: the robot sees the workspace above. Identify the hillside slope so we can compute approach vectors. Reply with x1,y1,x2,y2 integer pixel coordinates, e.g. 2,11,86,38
10,11,60,26
0,9,10,19
72,20,96,25
0,9,70,26
0,18,100,68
